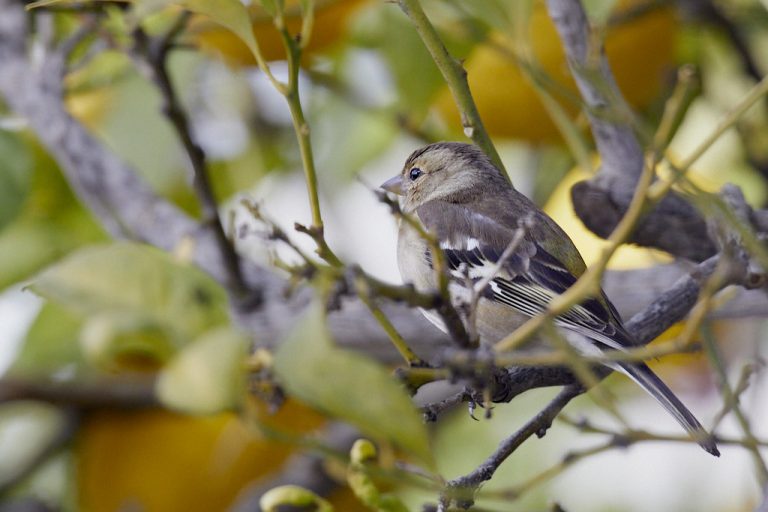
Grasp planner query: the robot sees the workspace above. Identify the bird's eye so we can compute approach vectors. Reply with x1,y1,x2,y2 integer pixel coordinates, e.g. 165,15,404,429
409,167,423,181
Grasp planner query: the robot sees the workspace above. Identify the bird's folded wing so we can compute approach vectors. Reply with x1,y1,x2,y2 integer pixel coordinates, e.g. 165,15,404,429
417,202,633,351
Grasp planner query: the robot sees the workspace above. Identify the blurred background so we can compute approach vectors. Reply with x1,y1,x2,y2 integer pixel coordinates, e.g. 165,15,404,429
1,0,768,510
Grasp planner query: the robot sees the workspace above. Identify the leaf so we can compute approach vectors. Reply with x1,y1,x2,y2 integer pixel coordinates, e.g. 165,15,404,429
0,142,105,292
0,402,67,488
0,131,32,232
7,303,84,378
80,311,178,369
260,485,333,512
29,242,229,342
351,6,447,116
156,327,248,414
179,0,262,60
0,212,102,292
273,302,433,466
258,0,278,17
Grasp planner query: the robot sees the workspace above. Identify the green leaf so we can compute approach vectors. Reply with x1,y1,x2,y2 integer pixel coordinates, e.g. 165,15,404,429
351,6,446,117
582,0,620,24
80,311,178,369
156,327,247,414
313,99,397,182
29,242,229,342
273,302,433,466
0,131,32,232
0,142,105,292
179,0,262,60
258,0,278,17
0,212,102,292
7,303,84,378
0,402,67,488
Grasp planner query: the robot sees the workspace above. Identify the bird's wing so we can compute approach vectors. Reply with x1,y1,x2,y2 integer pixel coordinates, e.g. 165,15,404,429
416,201,633,351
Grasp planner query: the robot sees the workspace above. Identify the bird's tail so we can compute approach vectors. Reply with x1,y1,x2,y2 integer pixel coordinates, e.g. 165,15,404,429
616,361,720,457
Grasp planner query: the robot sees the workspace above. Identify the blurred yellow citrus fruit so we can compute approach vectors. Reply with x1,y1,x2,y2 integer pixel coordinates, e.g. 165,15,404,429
434,1,677,143
192,0,368,65
76,400,372,511
543,165,672,269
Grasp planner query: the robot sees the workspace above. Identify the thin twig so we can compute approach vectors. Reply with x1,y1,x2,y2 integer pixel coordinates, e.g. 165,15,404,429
352,267,424,366
561,415,768,450
438,385,584,510
701,324,768,485
131,16,248,297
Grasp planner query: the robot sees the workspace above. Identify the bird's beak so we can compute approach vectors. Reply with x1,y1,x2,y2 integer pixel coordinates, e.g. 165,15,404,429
380,175,404,195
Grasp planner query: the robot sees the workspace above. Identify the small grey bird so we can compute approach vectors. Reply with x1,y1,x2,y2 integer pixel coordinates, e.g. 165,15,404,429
381,141,719,456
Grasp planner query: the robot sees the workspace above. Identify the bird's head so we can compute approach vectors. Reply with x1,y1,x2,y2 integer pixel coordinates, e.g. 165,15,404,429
380,142,509,212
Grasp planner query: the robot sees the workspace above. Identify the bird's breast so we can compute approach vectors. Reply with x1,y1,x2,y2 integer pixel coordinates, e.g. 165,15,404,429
397,223,436,293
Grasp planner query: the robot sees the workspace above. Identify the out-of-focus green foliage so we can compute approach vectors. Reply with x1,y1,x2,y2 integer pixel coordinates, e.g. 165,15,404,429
0,132,32,232
0,143,104,291
156,326,248,414
274,300,434,467
24,242,231,372
351,6,448,117
0,402,67,488
7,303,84,378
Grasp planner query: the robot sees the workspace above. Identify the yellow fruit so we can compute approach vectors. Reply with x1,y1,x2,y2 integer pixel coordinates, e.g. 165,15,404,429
77,401,334,511
192,0,368,65
434,1,677,143
543,165,672,269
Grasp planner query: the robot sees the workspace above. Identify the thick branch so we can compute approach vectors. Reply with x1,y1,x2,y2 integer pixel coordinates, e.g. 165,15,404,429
545,0,718,261
0,1,242,286
545,0,643,182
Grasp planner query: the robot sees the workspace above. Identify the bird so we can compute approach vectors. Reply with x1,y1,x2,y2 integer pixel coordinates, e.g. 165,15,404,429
380,141,719,456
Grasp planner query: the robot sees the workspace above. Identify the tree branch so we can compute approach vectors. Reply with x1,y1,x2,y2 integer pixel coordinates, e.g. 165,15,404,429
130,16,249,297
545,0,718,261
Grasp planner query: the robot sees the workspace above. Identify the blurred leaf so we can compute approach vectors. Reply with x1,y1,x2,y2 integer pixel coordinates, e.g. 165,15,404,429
260,485,334,512
156,327,247,414
10,451,74,511
313,99,397,182
582,0,620,23
0,402,67,488
453,0,524,32
29,242,229,342
209,145,268,202
0,140,105,291
273,301,433,466
0,131,32,232
179,0,262,61
351,6,446,117
7,303,84,378
80,311,178,370
259,0,278,17
0,212,102,292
